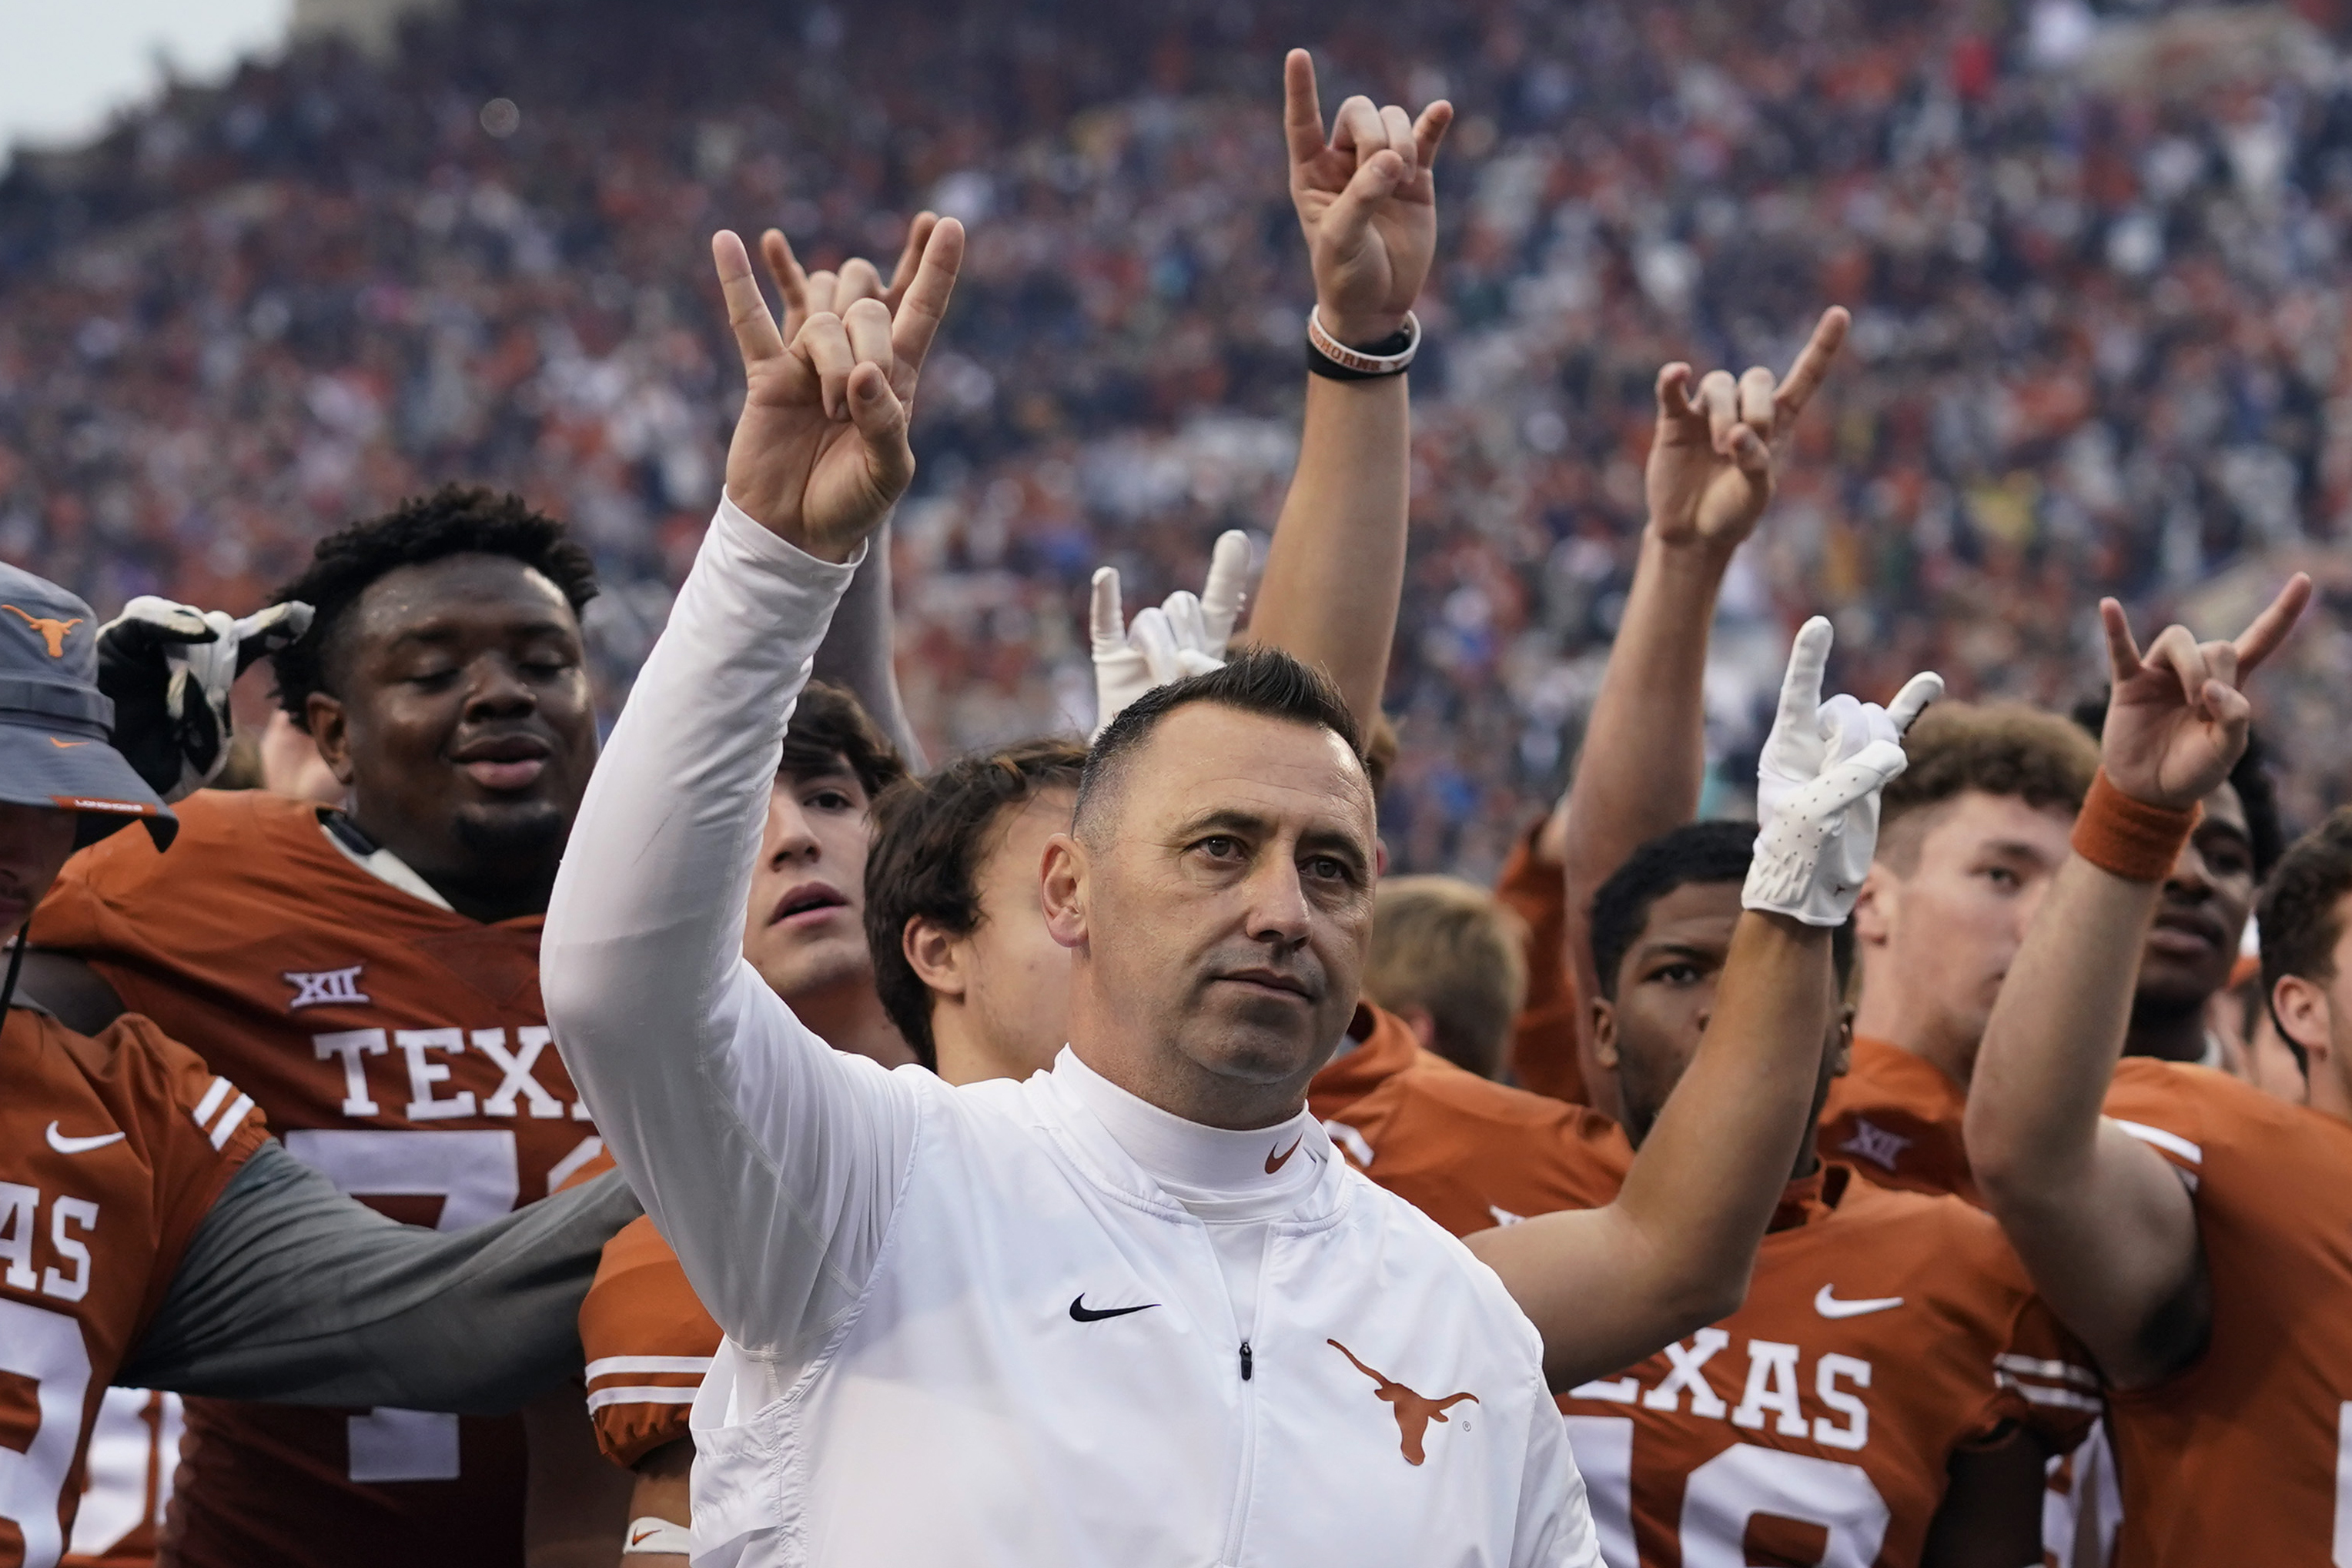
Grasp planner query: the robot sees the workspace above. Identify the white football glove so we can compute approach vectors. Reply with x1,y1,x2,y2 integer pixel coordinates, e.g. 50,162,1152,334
97,597,315,801
1089,529,1251,741
1744,617,1942,927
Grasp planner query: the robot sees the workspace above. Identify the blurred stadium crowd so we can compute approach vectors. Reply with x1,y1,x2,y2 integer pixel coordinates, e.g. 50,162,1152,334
4,0,2351,877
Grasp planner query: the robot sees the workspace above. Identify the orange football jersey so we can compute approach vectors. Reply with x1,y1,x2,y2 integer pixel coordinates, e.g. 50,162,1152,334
1815,1035,1980,1206
1339,1064,2094,1564
1492,817,1588,1105
2094,1057,2352,1563
34,791,601,1568
574,1003,1457,1471
0,1006,267,1568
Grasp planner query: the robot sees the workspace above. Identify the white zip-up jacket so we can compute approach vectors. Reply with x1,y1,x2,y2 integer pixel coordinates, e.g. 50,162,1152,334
543,497,1600,1567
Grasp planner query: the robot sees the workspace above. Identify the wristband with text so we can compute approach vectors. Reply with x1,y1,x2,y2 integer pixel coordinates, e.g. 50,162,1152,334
2072,767,2201,882
1306,307,1419,381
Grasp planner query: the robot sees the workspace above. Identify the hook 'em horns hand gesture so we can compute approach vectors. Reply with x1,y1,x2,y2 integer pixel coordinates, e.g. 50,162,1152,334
712,216,965,563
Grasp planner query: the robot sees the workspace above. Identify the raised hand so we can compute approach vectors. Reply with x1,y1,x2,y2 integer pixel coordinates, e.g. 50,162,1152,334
98,596,313,801
761,212,941,340
1647,307,1849,555
2096,577,2311,811
1746,617,1941,927
1089,530,1252,740
714,217,963,562
1283,48,1451,346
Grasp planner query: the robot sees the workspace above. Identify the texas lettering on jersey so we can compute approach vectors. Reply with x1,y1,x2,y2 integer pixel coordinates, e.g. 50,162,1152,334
1335,1064,2096,1568
0,1008,267,1568
33,790,595,1568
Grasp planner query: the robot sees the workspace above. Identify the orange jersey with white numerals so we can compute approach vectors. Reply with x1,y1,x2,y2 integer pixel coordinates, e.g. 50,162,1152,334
574,1003,1460,1471
0,1006,266,1568
1815,1035,1980,1206
34,790,599,1568
2094,1057,2352,1563
1339,1068,2095,1565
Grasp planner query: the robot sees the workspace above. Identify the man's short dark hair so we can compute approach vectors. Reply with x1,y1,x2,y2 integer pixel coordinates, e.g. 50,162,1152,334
1589,820,1855,999
2257,807,2352,1075
2073,694,2283,877
269,485,599,718
779,681,907,801
865,737,1089,1068
1074,649,1364,841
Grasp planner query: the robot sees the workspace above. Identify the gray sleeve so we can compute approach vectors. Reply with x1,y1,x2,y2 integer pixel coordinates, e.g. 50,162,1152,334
808,515,925,771
119,1141,641,1414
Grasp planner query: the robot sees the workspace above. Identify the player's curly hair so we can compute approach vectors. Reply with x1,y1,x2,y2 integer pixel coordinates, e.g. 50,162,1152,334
864,736,1089,1068
1875,702,2099,872
778,680,908,801
269,485,599,718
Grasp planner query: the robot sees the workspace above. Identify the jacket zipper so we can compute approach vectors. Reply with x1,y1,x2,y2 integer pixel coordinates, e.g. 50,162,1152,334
1216,1230,1272,1566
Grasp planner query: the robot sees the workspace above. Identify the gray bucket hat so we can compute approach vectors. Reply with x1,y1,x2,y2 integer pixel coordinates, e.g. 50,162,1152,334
0,562,175,849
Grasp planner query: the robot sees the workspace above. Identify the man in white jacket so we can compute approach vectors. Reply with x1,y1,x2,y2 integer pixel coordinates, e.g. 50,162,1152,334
544,62,1930,1568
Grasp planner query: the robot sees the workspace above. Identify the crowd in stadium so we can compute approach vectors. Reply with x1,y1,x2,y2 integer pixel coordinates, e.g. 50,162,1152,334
7,0,2352,875
6,1,2352,1566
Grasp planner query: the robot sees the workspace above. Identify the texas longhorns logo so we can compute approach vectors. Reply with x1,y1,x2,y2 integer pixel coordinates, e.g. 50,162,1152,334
1327,1339,1478,1465
2,604,82,657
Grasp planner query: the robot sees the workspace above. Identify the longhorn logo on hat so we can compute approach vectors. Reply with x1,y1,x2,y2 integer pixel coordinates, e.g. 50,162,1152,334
2,603,82,657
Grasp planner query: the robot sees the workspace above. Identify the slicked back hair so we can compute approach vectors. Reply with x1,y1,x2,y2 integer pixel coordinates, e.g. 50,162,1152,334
1876,702,2098,873
2257,807,2352,1075
270,484,598,719
2073,693,2283,878
778,681,907,801
865,737,1089,1068
1073,649,1366,843
1590,820,1855,998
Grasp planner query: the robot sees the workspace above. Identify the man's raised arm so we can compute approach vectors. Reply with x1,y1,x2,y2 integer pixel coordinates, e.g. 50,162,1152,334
1546,312,1848,1115
1474,620,1937,1389
542,219,963,1359
1240,50,1448,735
1966,579,2309,1389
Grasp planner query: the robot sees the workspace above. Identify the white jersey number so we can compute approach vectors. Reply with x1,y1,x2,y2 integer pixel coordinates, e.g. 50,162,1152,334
1567,1416,1890,1568
283,1129,521,1483
0,1298,94,1568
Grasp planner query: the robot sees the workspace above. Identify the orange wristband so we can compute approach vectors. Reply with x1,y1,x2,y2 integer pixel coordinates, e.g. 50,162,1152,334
2071,767,2200,882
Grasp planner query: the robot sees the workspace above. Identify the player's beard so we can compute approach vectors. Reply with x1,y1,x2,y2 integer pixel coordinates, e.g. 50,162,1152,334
452,800,571,869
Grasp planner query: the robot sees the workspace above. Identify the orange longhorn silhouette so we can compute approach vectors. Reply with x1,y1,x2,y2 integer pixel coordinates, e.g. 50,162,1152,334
1327,1339,1478,1465
3,604,82,657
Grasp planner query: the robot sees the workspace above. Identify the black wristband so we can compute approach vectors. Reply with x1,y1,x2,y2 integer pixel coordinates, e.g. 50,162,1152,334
1306,326,1415,382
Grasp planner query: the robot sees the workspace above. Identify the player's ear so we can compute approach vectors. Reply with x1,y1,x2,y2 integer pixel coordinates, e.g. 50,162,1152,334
1040,833,1089,951
306,691,357,787
903,916,968,999
2273,973,2332,1069
1589,995,1621,1072
1828,1005,1855,1078
1394,1005,1437,1053
1851,863,1894,947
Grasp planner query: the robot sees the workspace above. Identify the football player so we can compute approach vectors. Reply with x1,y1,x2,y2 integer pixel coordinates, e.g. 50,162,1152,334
1966,579,2327,1564
1427,822,2096,1565
0,562,640,1568
22,489,614,1568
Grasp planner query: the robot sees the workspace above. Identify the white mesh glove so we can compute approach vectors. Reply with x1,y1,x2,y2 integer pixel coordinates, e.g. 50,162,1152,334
1744,617,1942,926
1088,530,1251,741
97,597,315,801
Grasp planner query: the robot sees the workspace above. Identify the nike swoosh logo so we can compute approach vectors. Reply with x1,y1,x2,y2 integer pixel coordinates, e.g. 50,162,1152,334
47,1122,126,1155
49,737,92,748
1815,1285,1904,1319
1069,1294,1157,1323
629,1529,664,1546
1265,1137,1302,1174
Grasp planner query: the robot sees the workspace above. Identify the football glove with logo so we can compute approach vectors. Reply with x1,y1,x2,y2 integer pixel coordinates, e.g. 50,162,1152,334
1088,529,1251,741
98,597,314,801
1745,616,1941,927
